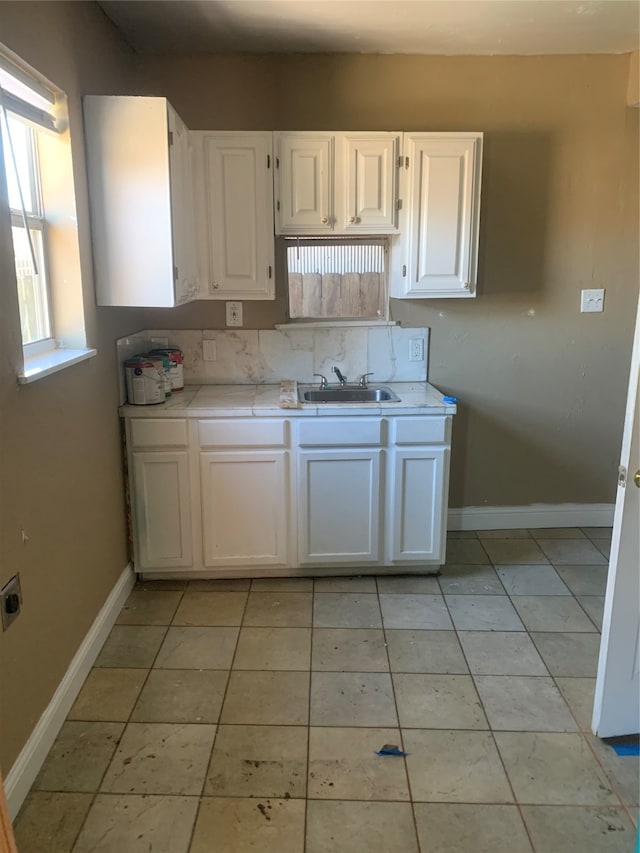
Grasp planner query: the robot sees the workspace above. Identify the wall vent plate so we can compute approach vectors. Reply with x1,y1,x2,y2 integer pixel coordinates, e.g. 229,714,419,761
1,574,22,631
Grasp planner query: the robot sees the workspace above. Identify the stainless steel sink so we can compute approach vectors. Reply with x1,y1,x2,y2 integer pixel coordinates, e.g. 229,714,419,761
299,385,401,403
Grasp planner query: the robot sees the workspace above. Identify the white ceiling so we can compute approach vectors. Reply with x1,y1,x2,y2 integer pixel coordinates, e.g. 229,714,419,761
99,0,640,56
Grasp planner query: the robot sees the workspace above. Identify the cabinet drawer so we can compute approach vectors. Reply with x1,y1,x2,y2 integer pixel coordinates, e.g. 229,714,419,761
130,419,188,448
199,419,287,448
298,419,382,447
392,416,450,445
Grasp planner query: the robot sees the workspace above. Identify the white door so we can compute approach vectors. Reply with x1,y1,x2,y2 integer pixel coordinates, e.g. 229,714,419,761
388,447,448,562
275,133,333,233
339,134,399,233
132,451,193,569
200,451,288,567
199,133,275,300
593,298,640,737
298,449,382,564
401,133,482,298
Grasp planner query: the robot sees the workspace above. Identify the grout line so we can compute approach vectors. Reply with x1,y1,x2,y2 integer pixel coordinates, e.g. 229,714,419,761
66,585,185,851
374,575,423,853
302,577,315,853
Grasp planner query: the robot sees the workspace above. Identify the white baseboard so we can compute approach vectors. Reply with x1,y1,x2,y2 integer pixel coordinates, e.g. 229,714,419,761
448,503,615,531
5,564,135,820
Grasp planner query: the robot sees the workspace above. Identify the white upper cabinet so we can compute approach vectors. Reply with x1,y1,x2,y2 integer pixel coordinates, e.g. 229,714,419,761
275,133,333,234
393,132,483,299
83,96,199,308
193,132,275,300
274,132,400,235
338,133,399,233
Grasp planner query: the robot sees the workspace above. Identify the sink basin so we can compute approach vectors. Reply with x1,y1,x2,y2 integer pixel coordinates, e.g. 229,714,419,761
299,385,401,403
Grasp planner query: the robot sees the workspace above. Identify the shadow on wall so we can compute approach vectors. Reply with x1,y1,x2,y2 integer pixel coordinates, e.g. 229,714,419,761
448,401,608,508
478,131,553,297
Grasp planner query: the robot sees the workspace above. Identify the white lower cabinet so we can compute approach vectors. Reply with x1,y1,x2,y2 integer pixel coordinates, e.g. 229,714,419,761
200,451,288,567
131,451,193,569
388,447,448,562
298,449,382,565
126,411,451,575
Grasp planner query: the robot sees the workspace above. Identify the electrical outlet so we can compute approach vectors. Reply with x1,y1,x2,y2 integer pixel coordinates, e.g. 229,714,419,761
581,288,605,313
226,301,243,327
1,574,22,631
202,340,217,361
409,337,425,362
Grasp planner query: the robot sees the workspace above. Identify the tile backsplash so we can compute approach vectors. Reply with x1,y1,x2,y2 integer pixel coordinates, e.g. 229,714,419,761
117,325,429,403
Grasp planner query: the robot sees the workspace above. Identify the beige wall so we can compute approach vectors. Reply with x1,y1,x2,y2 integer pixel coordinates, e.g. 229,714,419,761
135,52,640,507
0,10,638,778
0,3,147,773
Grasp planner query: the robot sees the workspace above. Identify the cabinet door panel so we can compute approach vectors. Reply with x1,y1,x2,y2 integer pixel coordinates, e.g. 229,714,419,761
201,451,288,566
201,134,275,299
132,451,192,569
298,450,381,564
343,135,398,232
276,134,332,233
402,134,482,297
389,448,447,562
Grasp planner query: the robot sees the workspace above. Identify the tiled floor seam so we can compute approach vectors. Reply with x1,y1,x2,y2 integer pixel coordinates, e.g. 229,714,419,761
303,578,317,853
374,575,423,853
582,727,636,825
69,586,183,852
442,564,537,853
185,585,252,852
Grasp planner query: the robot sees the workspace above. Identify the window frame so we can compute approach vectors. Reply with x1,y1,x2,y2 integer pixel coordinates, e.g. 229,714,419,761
282,235,390,323
3,113,54,349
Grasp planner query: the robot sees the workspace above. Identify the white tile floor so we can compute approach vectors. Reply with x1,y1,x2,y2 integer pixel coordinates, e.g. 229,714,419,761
13,527,639,852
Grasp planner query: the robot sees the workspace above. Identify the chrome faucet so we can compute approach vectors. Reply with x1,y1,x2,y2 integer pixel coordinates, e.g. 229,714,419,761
331,366,347,386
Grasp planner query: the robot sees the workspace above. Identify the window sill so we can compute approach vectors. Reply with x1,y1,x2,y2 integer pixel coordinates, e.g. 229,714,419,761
18,346,97,385
275,320,399,330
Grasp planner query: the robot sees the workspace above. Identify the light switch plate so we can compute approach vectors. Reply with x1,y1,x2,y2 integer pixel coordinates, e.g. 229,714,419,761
581,288,605,313
202,340,217,361
226,301,243,327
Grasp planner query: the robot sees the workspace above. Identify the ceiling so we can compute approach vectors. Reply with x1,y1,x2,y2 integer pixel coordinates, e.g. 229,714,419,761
99,0,640,56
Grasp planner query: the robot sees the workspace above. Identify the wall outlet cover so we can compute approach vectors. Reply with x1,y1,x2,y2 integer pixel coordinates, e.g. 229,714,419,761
1,574,22,631
202,339,217,361
409,337,425,362
226,302,243,327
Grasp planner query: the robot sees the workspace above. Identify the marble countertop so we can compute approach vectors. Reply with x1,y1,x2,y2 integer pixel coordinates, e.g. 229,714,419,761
119,382,457,418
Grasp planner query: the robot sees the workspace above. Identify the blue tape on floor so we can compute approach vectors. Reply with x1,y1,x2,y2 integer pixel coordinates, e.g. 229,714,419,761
611,743,640,756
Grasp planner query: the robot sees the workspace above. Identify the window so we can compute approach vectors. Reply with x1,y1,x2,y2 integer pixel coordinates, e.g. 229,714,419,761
0,47,94,382
1,114,51,346
284,238,388,321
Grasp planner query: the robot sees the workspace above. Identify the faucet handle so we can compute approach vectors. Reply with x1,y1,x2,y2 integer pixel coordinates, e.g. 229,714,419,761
358,373,374,388
313,373,328,389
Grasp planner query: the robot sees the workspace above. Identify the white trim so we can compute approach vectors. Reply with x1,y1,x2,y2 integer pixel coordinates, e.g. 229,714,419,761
4,564,135,820
18,347,97,384
448,503,615,531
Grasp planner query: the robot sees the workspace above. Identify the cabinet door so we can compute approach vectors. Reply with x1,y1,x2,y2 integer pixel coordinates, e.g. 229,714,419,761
168,106,199,304
199,133,275,300
200,451,288,566
388,447,448,562
298,449,381,564
275,134,333,233
398,134,482,298
339,134,399,232
132,451,193,569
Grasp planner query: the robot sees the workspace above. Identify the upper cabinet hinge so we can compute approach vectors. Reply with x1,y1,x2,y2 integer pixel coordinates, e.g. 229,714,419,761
275,156,280,169
618,465,627,487
168,131,174,146
276,200,281,211
402,264,407,277
173,265,178,281
268,265,273,279
267,154,271,168
405,156,409,168
397,155,403,168
396,199,403,211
